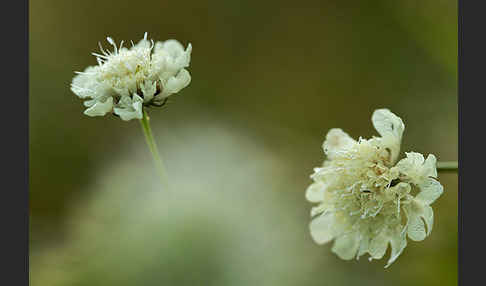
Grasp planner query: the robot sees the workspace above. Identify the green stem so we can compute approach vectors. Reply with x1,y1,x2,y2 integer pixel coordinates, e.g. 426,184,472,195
437,161,458,172
140,109,169,190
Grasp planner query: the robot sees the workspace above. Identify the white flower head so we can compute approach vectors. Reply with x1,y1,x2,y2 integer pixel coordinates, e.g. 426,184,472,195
71,32,192,120
306,109,443,267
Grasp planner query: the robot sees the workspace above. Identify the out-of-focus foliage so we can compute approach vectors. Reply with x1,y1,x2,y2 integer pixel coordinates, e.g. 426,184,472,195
30,1,457,285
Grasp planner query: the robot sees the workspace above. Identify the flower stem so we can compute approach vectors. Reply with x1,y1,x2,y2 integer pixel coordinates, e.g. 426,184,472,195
437,161,458,172
140,109,169,190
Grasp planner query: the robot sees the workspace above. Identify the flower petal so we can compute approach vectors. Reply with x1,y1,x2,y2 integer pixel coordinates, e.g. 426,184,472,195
396,153,440,186
305,182,326,203
356,234,370,259
395,152,424,182
113,95,143,121
84,97,113,117
141,81,157,103
372,109,405,141
155,40,192,72
163,69,191,96
371,109,404,162
369,231,389,260
158,40,185,58
309,213,335,245
421,204,434,235
71,66,101,99
423,154,438,178
135,34,151,50
385,230,407,268
310,204,327,217
83,99,96,107
322,128,356,159
407,213,426,241
331,232,360,260
416,177,443,205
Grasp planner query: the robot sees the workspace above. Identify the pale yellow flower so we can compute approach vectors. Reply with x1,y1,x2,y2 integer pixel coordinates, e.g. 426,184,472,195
71,33,192,120
307,109,443,267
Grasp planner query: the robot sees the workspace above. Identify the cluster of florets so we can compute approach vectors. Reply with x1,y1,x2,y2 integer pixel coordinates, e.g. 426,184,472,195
71,32,192,121
306,109,443,267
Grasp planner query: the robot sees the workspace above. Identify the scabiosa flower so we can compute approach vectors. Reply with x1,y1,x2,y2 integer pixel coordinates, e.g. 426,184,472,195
306,109,443,267
71,32,192,121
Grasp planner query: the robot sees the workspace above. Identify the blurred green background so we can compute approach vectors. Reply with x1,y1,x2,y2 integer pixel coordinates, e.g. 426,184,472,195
30,0,457,285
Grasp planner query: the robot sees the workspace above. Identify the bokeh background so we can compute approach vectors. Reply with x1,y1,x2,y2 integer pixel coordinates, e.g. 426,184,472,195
29,0,457,285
